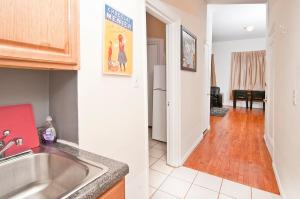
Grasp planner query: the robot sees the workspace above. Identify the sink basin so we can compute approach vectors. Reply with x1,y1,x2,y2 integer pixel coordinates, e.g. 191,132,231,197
0,146,108,199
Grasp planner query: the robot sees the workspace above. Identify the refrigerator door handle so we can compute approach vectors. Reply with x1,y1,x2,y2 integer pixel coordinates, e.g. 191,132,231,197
153,88,166,91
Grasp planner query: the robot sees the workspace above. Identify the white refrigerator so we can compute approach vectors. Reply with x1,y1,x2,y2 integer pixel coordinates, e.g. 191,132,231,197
152,65,167,142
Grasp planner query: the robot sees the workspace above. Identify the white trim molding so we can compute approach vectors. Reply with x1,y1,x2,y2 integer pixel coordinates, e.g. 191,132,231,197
181,133,203,164
272,162,286,199
146,0,182,167
264,133,274,159
166,21,182,167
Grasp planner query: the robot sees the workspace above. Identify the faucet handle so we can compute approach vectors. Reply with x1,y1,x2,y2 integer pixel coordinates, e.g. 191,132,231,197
3,130,10,137
15,138,23,146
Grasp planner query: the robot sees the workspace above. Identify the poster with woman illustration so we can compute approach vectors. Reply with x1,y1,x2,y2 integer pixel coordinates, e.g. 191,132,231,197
103,4,133,76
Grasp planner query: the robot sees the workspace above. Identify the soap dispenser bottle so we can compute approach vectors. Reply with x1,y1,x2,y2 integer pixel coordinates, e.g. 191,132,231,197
41,116,57,144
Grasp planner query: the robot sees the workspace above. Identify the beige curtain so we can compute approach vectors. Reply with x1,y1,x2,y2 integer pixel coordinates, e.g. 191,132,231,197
230,50,266,98
211,54,217,86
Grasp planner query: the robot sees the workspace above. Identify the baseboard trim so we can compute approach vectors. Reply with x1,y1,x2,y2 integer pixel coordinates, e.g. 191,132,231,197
206,125,211,131
57,139,79,148
264,134,274,159
224,101,263,109
272,162,286,199
181,132,203,165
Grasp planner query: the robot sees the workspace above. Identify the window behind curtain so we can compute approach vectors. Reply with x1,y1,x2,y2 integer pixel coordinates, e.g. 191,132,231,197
230,50,266,98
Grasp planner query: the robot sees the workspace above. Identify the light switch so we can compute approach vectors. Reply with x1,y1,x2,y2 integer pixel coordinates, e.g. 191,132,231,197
132,76,139,88
279,24,288,34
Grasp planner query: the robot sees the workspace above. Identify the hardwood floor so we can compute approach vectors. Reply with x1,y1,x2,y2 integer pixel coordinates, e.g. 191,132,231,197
184,107,280,194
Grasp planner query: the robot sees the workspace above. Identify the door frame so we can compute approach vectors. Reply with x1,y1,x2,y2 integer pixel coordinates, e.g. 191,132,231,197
146,0,182,167
204,42,212,131
264,22,277,160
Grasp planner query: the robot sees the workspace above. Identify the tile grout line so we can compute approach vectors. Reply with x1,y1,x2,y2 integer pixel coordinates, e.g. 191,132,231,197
149,141,172,198
150,163,178,199
148,143,159,167
149,157,160,167
179,168,224,194
149,141,166,165
149,138,160,198
217,178,224,199
149,145,168,171
150,146,191,199
182,170,198,199
189,182,223,196
149,186,157,198
150,164,171,174
156,190,181,199
151,161,225,198
157,166,195,199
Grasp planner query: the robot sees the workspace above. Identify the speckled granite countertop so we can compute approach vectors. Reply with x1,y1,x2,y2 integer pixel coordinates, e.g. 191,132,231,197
49,142,129,199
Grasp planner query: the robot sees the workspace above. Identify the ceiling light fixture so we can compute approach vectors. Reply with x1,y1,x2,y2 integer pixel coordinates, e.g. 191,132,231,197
244,26,254,32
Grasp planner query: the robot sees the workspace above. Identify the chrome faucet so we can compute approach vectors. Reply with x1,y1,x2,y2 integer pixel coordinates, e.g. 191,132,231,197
0,138,23,156
0,130,10,148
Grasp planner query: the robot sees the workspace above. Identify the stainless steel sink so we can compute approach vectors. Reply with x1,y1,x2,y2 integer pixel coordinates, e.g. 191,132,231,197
0,146,108,199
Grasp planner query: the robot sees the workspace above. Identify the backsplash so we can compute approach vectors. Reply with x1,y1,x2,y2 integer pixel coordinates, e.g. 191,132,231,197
49,71,78,144
0,68,78,144
0,69,49,127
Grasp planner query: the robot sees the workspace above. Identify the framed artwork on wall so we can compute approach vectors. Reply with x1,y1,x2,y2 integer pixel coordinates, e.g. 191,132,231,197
181,25,197,72
103,4,133,76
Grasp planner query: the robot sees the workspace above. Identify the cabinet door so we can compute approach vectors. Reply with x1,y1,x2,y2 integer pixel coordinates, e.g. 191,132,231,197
98,179,125,199
0,0,79,70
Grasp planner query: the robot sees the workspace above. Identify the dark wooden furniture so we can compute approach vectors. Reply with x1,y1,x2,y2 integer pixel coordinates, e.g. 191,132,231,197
211,87,223,108
250,91,266,110
232,90,265,110
232,90,251,108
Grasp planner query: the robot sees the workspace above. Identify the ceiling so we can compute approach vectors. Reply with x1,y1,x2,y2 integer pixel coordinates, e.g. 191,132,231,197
211,4,267,42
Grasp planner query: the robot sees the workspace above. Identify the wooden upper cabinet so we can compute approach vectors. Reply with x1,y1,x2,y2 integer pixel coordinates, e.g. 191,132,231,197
0,0,79,70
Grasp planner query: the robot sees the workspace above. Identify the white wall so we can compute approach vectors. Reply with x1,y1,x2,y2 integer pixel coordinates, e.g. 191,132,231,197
212,38,266,108
0,69,49,127
78,1,148,198
158,0,208,163
268,0,300,198
78,0,208,198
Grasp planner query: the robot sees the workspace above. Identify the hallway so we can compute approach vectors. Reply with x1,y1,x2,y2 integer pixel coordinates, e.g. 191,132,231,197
184,108,279,194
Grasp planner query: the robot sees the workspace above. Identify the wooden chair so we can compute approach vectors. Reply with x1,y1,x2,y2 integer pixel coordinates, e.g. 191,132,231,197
250,91,266,110
232,90,251,108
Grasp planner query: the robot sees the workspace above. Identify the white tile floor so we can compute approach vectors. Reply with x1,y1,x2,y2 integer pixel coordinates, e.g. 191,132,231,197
148,135,281,199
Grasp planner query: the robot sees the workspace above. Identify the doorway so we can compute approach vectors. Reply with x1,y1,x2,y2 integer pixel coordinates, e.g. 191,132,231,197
146,0,182,168
184,3,280,194
146,12,168,165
